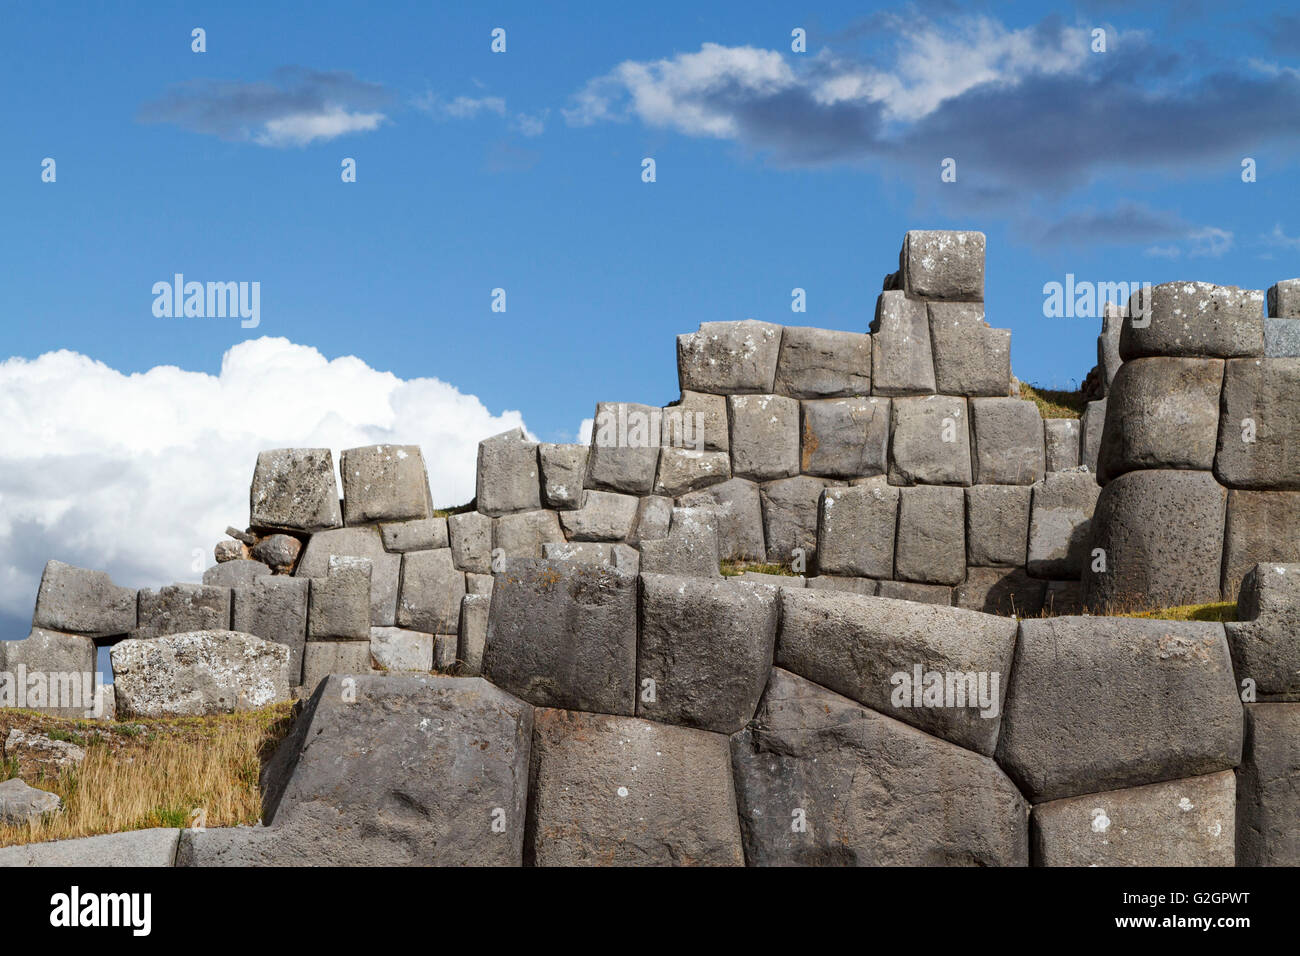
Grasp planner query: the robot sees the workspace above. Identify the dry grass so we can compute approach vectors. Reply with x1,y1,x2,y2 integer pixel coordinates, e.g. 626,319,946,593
720,560,800,577
1019,381,1087,419
1117,601,1238,623
0,703,295,848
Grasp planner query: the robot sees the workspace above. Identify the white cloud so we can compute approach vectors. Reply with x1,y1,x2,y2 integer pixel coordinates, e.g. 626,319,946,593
0,338,526,628
414,92,507,119
1144,226,1234,259
253,108,386,147
1265,223,1300,250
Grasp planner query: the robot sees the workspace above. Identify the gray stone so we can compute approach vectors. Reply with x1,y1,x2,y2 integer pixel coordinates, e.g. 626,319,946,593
965,484,1031,567
538,443,587,510
1215,357,1300,489
1099,301,1124,392
526,708,743,866
1121,281,1265,359
895,485,965,586
466,572,492,596
493,509,565,560
816,484,898,579
676,319,782,394
638,506,721,577
727,394,800,481
135,583,231,640
458,593,490,676
0,778,61,827
870,292,936,395
543,540,617,566
227,526,257,545
901,230,985,301
773,326,872,398
203,559,272,587
877,580,953,605
1043,418,1080,471
1226,563,1300,699
0,828,179,867
970,398,1045,485
5,728,86,779
368,626,433,672
1236,703,1300,866
249,448,343,533
888,395,972,486
731,668,1027,866
928,303,1010,396
379,517,448,552
250,533,302,571
558,490,638,541
652,448,730,497
434,634,457,670
1221,492,1300,600
678,479,764,562
1264,318,1300,357
1269,279,1300,318
799,397,889,478
296,525,401,626
1044,580,1083,615
1032,771,1236,867
662,390,729,452
448,511,492,574
995,616,1242,802
1026,472,1101,579
637,573,779,734
737,571,803,586
954,567,1046,616
776,589,1017,755
31,560,136,637
111,630,291,717
628,494,673,546
475,428,541,516
0,628,97,717
807,575,879,596
1079,398,1106,475
1098,357,1224,482
759,476,828,566
301,641,372,692
307,555,372,640
1081,469,1226,611
584,402,661,494
178,675,532,866
396,549,465,635
483,559,637,715
214,539,246,563
231,575,308,685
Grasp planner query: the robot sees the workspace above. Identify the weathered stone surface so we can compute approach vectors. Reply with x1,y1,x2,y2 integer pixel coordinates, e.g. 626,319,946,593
448,511,492,574
970,398,1045,485
232,575,308,686
877,580,953,605
584,402,661,494
483,559,637,715
807,575,879,596
492,509,565,559
776,589,1016,755
1121,281,1265,359
773,326,872,399
527,708,743,866
1221,493,1300,600
179,676,533,866
759,476,828,566
1032,771,1236,867
1215,357,1300,489
433,634,457,670
476,428,541,516
32,560,136,636
629,494,673,546
1026,471,1100,579
1081,469,1226,610
397,549,465,635
4,729,86,779
296,525,401,626
1225,563,1300,699
1044,580,1083,615
888,395,972,486
1264,318,1300,357
676,319,782,394
466,572,492,595
214,539,247,563
250,533,302,572
996,616,1242,802
737,571,803,586
111,630,291,717
816,484,898,578
556,490,637,541
543,540,617,565
895,485,965,585
249,448,343,533
1098,357,1224,481
1269,279,1300,318
203,559,272,587
1079,398,1106,474
652,448,730,497
799,397,890,478
1043,418,1080,471
0,828,180,867
308,556,372,640
1236,703,1300,866
928,303,1010,396
731,668,1027,866
678,478,764,562
458,593,490,676
901,230,985,301
368,626,433,672
638,506,721,577
1099,301,1124,393
955,567,1046,616
637,573,779,734
301,641,372,692
0,778,62,826
662,390,729,452
965,484,1031,566
728,394,799,481
0,628,97,717
379,517,448,552
135,583,231,640
538,442,587,510
870,292,936,395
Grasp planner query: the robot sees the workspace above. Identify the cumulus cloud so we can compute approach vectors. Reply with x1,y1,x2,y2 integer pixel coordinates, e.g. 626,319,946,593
139,67,390,147
0,338,526,631
415,91,548,137
1033,202,1232,258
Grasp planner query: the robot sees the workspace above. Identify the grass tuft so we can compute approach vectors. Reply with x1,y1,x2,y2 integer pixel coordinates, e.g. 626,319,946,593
1019,381,1087,419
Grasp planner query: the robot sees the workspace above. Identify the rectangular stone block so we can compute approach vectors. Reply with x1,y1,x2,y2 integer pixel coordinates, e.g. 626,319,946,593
1121,281,1264,359
1264,319,1300,357
639,507,721,577
1215,357,1300,490
901,230,985,301
954,567,1046,616
296,525,401,626
434,634,457,671
340,444,432,525
585,402,661,494
1099,357,1223,482
759,476,828,566
628,494,673,546
448,511,492,574
928,303,1010,396
876,580,952,605
676,319,782,394
396,549,466,634
1026,472,1100,579
557,490,639,541
806,575,879,596
970,398,1045,485
1221,492,1300,600
678,478,765,562
493,509,565,560
379,517,448,552
0,628,97,717
870,292,936,395
1268,279,1300,318
301,641,372,693
895,486,965,585
458,593,490,676
232,575,309,686
368,626,434,672
773,326,872,398
799,397,889,478
662,390,729,452
652,448,731,497
133,583,231,640
308,556,372,641
538,443,587,510
965,484,1031,566
1236,703,1300,865
32,560,137,637
728,394,799,481
888,395,972,486
1226,563,1300,698
1080,398,1105,475
816,484,898,578
249,448,343,533
476,428,541,516
1043,418,1080,472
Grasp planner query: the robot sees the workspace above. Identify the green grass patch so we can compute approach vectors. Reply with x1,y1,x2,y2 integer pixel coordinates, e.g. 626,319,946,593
1019,382,1087,419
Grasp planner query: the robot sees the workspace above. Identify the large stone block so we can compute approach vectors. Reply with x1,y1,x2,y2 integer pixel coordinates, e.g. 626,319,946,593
661,390,729,452
1099,301,1124,392
482,559,637,715
1221,492,1300,600
307,556,371,640
970,398,1045,485
538,443,587,510
448,510,492,574
638,506,721,577
877,580,953,605
301,641,372,692
249,448,343,533
584,402,661,494
776,589,1017,755
773,326,872,398
557,490,639,541
296,525,401,626
1225,563,1300,699
1026,471,1100,579
995,617,1242,802
676,319,782,394
0,829,180,867
203,559,271,587
870,292,936,395
1269,279,1300,318
816,484,898,578
799,397,889,478
379,517,448,553
458,593,490,676
232,575,309,687
340,444,432,525
476,428,541,516
678,478,765,562
31,560,136,637
728,394,800,481
1079,398,1106,474
759,476,828,566
0,778,62,827
368,626,434,672
965,484,1031,566
928,303,1010,396
111,630,290,717
806,575,879,596
0,628,97,717
526,708,743,866
1264,318,1300,357
628,494,672,546
1042,418,1080,471
901,230,985,301
731,669,1028,866
1097,357,1224,482
135,583,231,640
954,567,1046,616
396,549,465,635
888,395,972,486
492,509,565,559
1032,771,1236,867
1215,357,1300,489
1081,469,1226,610
1121,281,1265,359
637,573,779,734
653,448,731,497
895,485,965,586
1236,703,1300,866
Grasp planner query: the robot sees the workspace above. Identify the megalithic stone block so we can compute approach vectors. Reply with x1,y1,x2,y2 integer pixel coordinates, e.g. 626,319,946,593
894,485,965,586
677,478,765,562
927,303,1010,397
652,448,731,497
1236,702,1300,866
379,517,448,553
476,428,541,516
965,484,1031,567
584,402,661,494
1026,471,1100,579
249,448,343,533
31,560,137,637
727,394,800,481
888,395,972,486
1099,301,1124,393
232,575,309,687
639,506,722,577
954,567,1046,617
661,390,729,452
308,556,372,641
296,525,401,626
135,583,232,640
557,490,639,541
1268,279,1300,318
772,326,872,398
1121,281,1265,359
396,548,466,635
1215,357,1300,489
538,443,587,510
0,628,98,717
1042,418,1080,471
1225,563,1300,699
1220,492,1300,601
676,319,782,394
340,444,433,525
870,292,936,396
1079,398,1106,475
1264,319,1300,357
759,476,830,566
492,509,565,560
448,511,492,574
799,397,889,479
901,230,985,301
969,398,1045,485
816,484,898,579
